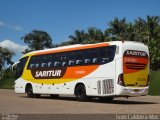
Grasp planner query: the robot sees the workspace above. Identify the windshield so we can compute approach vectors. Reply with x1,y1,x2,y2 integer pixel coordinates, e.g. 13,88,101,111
16,56,28,79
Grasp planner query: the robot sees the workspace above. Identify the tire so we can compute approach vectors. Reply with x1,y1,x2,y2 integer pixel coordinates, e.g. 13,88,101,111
26,85,34,98
75,84,87,101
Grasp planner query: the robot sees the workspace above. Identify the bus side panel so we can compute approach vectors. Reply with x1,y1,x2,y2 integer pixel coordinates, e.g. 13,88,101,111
32,81,76,95
88,62,116,96
15,78,27,93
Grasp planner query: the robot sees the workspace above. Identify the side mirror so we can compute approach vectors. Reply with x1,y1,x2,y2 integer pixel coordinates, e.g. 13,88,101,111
12,62,19,72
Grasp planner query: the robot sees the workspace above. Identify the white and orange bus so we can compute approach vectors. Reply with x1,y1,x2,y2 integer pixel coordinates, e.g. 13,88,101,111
13,41,149,101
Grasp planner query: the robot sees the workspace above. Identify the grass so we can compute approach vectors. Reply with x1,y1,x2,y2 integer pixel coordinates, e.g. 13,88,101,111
148,70,160,95
0,77,15,89
0,70,160,95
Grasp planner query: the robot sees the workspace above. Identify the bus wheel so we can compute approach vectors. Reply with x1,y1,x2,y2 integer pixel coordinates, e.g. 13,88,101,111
26,85,34,98
75,84,87,101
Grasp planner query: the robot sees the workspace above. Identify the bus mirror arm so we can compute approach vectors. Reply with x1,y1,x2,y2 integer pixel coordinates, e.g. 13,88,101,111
12,62,19,72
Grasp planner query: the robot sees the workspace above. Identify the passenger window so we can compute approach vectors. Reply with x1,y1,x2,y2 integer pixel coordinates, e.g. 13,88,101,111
90,50,98,64
62,61,67,67
52,54,61,67
75,52,83,65
68,53,75,66
84,52,91,65
47,55,53,68
76,60,83,65
60,54,68,67
99,46,116,64
41,63,47,68
52,53,68,67
35,63,39,68
84,58,91,64
68,60,75,66
27,45,116,69
28,56,41,69
84,49,98,65
48,62,53,68
54,61,61,67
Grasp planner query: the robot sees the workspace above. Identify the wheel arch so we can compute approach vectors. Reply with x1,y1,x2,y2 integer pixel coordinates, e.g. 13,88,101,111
25,83,32,93
74,82,86,95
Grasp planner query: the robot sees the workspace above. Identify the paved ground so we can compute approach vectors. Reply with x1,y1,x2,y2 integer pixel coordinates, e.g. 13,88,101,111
0,89,160,115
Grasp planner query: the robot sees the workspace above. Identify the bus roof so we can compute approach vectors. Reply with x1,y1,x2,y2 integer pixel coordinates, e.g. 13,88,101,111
22,42,111,58
21,41,145,58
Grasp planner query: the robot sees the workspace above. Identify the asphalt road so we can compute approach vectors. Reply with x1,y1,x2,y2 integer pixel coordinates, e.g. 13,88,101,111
0,89,160,120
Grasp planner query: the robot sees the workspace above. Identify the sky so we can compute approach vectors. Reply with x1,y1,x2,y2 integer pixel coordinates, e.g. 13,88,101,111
0,0,160,62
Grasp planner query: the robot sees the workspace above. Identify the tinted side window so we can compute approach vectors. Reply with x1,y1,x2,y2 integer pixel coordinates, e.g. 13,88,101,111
67,50,85,66
27,45,116,69
84,48,98,65
16,56,28,79
52,54,63,67
27,56,41,69
40,54,53,68
68,52,76,66
98,46,116,64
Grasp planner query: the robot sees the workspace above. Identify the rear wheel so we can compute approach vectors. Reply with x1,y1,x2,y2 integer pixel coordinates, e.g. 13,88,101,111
75,84,87,101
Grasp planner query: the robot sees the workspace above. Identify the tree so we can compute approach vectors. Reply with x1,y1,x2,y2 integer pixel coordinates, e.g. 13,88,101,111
68,28,106,44
85,27,105,44
69,30,86,44
0,46,14,72
107,17,128,41
61,15,160,70
125,23,136,41
148,39,160,70
134,17,150,43
146,16,160,40
21,30,53,54
134,16,160,70
145,16,160,70
134,16,160,43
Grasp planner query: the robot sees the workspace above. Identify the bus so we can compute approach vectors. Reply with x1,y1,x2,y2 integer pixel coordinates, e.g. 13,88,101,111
13,41,149,101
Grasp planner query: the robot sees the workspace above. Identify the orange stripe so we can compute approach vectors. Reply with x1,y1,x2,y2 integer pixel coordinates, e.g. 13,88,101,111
35,43,109,55
62,65,100,79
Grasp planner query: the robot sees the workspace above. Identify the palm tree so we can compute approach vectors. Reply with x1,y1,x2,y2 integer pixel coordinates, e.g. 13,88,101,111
84,27,105,44
146,16,160,40
134,16,160,70
125,23,136,41
107,17,127,41
134,16,160,43
69,30,86,44
134,17,149,43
